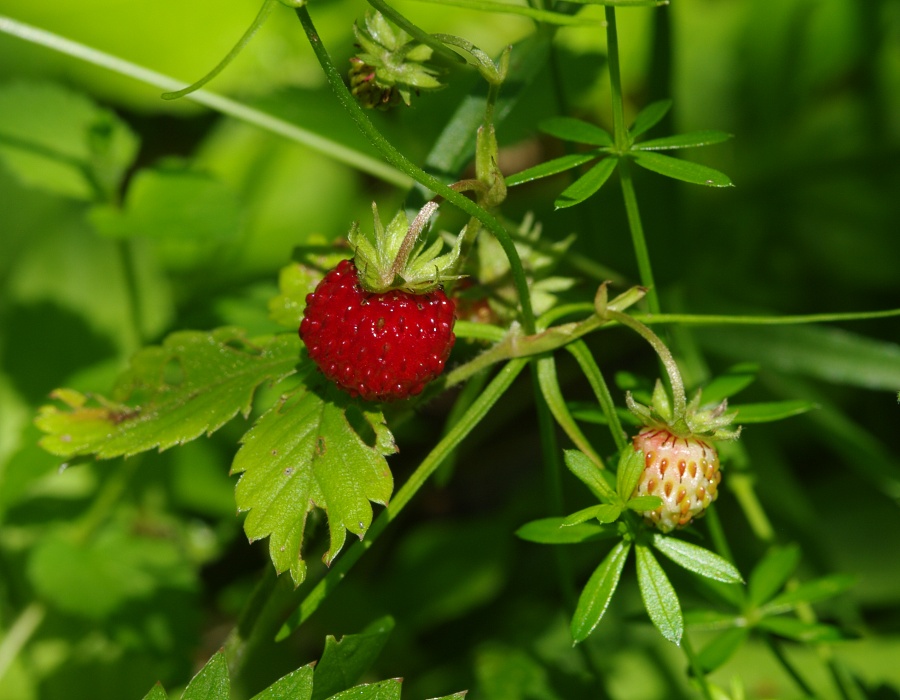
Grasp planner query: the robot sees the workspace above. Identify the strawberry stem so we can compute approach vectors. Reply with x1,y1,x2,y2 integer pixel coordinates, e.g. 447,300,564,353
389,200,439,284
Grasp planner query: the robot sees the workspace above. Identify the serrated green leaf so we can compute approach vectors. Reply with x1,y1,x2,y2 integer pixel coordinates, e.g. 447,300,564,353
696,627,749,672
733,400,818,423
564,449,618,502
761,574,857,615
327,679,403,700
616,447,645,501
232,386,395,585
35,329,300,459
312,617,395,700
562,504,622,526
554,157,618,209
757,617,845,643
141,684,168,700
540,117,613,146
626,495,663,511
252,665,314,700
651,534,744,584
515,517,617,544
700,364,759,405
636,544,683,645
182,652,229,700
635,130,733,151
628,99,673,139
631,151,733,187
571,540,631,642
748,545,801,608
505,152,596,187
0,81,139,200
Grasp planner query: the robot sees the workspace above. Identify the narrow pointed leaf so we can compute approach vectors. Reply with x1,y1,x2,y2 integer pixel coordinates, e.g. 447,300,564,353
632,151,733,187
505,152,596,187
562,504,622,526
36,329,300,459
636,544,683,645
564,0,669,5
626,495,663,511
761,574,857,615
616,448,645,501
652,534,744,584
327,678,403,700
564,449,618,502
684,609,743,631
733,400,818,423
757,617,845,643
700,363,759,404
697,628,750,672
748,544,801,607
516,517,617,544
312,617,395,700
232,386,395,585
635,130,733,151
252,665,314,700
540,117,613,146
571,540,631,642
142,685,168,700
182,652,229,700
555,157,618,209
410,0,597,25
628,99,673,139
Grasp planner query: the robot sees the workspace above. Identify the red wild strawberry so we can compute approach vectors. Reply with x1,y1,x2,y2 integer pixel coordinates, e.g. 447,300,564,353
299,201,463,402
626,380,739,533
300,259,455,402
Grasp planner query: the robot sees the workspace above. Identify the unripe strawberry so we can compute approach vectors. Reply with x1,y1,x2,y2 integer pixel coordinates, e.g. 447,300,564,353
631,427,721,532
626,380,739,533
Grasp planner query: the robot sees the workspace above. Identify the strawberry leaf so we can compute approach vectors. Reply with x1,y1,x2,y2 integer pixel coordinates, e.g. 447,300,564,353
571,540,631,643
631,151,733,187
36,329,300,459
554,157,618,209
748,544,801,608
312,616,395,700
516,517,617,544
540,116,613,146
232,385,396,585
651,534,744,584
251,665,314,700
269,245,351,329
636,544,683,645
182,651,229,700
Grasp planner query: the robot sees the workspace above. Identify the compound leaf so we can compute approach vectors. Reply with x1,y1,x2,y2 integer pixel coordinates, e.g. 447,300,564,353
636,544,683,645
571,540,631,643
652,534,744,584
232,385,395,585
35,328,300,459
182,652,229,700
313,616,395,700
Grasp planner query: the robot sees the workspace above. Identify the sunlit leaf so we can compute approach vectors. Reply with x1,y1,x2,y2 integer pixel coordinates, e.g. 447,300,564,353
748,544,801,608
555,157,618,209
631,151,733,187
635,130,733,151
733,400,817,423
697,628,749,672
35,329,300,459
252,665,314,700
540,117,613,146
515,517,617,544
564,449,617,502
761,574,857,615
651,534,744,584
505,152,596,187
182,652,229,700
636,544,683,644
757,617,845,643
327,679,403,700
628,99,673,139
571,540,631,642
564,0,669,6
408,0,598,25
313,617,395,700
232,385,395,585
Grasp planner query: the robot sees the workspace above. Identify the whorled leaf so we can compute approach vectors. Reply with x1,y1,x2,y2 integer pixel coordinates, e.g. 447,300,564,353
515,517,616,544
232,384,396,585
505,152,596,187
540,116,613,146
748,544,801,608
636,544,684,645
696,627,749,673
732,400,818,423
651,534,744,584
631,150,733,187
571,540,631,643
554,157,618,209
635,130,733,151
35,328,301,459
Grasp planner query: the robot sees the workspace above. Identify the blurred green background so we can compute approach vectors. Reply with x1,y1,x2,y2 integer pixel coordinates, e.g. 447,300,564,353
1,0,899,698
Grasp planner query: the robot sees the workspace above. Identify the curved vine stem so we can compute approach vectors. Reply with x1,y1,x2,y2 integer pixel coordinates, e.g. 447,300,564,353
277,358,528,639
295,6,537,334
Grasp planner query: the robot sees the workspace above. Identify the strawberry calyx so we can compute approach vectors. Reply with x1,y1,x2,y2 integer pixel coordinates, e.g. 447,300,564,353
349,201,464,295
626,380,741,443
